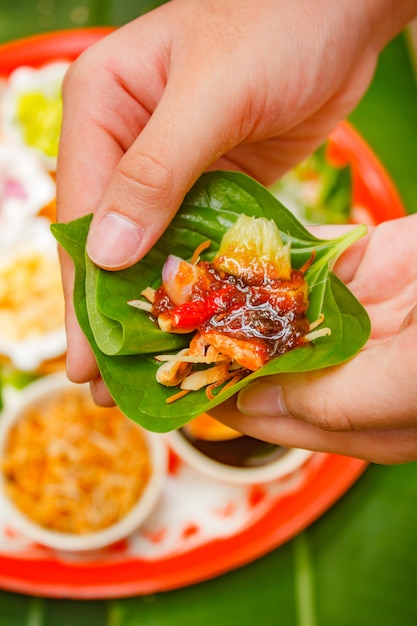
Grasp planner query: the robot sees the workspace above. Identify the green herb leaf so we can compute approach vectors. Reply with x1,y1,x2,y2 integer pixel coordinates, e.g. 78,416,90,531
51,171,370,432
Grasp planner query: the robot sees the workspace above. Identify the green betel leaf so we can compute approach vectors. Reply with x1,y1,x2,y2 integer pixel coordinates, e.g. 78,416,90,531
84,250,190,355
51,171,370,432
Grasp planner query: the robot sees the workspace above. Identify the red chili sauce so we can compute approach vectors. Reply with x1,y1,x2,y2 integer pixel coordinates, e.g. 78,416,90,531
152,261,310,368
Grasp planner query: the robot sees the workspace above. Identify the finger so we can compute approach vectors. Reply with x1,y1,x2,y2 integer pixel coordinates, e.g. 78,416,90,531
56,23,165,379
57,19,166,223
210,397,417,464
58,248,99,382
239,329,417,432
90,377,115,407
84,61,252,270
64,301,98,383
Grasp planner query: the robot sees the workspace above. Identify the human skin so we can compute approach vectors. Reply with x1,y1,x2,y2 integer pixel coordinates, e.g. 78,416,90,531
56,0,417,463
210,216,417,465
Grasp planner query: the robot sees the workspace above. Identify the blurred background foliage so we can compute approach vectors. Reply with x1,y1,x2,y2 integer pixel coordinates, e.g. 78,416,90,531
0,0,167,38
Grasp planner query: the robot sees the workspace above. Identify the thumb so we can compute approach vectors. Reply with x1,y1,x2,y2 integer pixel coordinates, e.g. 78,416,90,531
86,79,238,270
237,330,417,432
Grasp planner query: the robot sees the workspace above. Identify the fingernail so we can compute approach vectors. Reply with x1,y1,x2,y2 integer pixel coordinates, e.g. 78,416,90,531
87,212,144,268
237,381,289,417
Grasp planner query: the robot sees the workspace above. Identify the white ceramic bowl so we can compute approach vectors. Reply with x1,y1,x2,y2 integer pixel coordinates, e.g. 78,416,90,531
0,218,67,372
1,62,69,171
0,141,56,248
168,426,313,485
0,373,168,551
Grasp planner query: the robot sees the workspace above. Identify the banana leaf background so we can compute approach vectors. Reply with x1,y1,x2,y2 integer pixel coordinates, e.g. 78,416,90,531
0,1,417,624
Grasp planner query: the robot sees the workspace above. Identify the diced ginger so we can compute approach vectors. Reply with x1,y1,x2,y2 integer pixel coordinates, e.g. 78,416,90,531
180,362,230,391
156,348,192,386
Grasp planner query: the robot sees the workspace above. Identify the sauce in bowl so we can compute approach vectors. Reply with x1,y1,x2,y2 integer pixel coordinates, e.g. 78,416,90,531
180,428,287,469
169,413,313,485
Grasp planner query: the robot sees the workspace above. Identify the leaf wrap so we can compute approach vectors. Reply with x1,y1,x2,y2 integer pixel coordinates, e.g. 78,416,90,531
51,171,370,432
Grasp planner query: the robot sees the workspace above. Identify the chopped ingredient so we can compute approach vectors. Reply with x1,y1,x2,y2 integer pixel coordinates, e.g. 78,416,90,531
2,388,152,534
213,214,291,280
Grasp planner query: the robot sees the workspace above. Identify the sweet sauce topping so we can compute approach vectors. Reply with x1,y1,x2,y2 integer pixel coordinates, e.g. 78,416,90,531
153,261,310,367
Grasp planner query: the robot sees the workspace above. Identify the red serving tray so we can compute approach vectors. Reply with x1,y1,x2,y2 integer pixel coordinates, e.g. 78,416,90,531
0,29,405,599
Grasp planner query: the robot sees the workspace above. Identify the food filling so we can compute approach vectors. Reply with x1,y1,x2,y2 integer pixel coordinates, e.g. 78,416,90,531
129,215,330,402
2,388,152,534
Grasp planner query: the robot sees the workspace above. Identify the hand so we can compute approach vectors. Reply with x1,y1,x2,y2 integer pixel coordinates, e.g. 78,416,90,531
210,215,417,464
56,0,416,404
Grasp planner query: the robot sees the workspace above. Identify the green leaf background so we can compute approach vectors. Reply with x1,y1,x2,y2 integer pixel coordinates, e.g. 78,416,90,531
52,171,370,432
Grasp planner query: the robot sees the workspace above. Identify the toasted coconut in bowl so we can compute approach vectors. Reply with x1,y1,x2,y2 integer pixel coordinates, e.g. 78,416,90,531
0,217,66,372
0,373,168,551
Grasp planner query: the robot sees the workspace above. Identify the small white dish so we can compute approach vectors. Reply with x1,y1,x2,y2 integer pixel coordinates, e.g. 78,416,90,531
0,373,168,551
0,218,66,371
0,140,55,248
168,425,313,485
1,62,69,171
